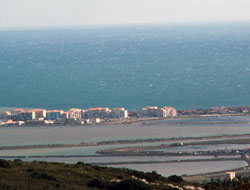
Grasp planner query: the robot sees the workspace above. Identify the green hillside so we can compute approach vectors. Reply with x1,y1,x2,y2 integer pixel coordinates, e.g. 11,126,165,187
1,159,250,190
0,159,200,190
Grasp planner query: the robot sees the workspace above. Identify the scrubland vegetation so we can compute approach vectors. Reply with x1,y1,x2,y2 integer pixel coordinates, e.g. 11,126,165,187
1,159,250,189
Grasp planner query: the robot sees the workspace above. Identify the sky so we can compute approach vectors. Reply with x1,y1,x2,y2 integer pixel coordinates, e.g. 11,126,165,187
1,0,250,28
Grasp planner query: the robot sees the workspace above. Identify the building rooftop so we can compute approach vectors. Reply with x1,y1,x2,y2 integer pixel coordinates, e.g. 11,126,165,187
29,109,46,112
5,120,17,124
163,106,174,109
13,108,26,112
113,108,125,111
69,108,81,111
147,106,158,109
46,110,62,113
89,107,109,111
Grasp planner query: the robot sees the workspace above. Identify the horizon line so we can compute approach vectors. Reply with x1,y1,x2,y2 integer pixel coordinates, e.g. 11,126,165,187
1,20,250,31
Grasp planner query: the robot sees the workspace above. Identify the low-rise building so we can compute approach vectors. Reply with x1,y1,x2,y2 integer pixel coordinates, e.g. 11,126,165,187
142,106,158,117
81,110,88,119
142,106,177,117
4,120,25,126
155,108,167,117
11,109,36,121
111,108,128,118
46,110,63,120
208,107,220,114
68,108,82,120
87,107,111,119
61,111,69,119
12,108,26,116
29,109,46,119
5,120,17,126
95,118,101,123
162,106,177,117
225,172,235,180
0,111,12,121
17,111,36,121
84,119,90,124
220,106,229,114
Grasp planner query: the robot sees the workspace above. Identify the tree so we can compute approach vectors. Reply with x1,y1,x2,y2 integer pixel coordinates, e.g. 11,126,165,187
0,159,10,168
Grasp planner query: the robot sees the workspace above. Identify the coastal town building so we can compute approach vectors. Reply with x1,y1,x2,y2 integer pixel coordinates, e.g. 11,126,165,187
87,107,111,119
4,120,25,126
95,118,101,123
142,106,177,117
68,108,82,120
208,107,220,114
225,172,235,181
17,111,36,121
12,108,26,116
142,106,158,117
111,108,128,118
61,111,69,119
5,120,17,126
81,110,88,119
0,111,11,121
162,106,177,117
11,109,36,121
29,109,46,119
155,108,167,117
84,119,90,124
46,110,63,120
220,106,229,114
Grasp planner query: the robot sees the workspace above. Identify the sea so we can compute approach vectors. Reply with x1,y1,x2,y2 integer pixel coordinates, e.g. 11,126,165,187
1,22,250,111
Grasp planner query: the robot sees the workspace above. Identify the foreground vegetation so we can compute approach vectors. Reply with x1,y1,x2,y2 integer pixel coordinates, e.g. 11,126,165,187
0,159,198,190
0,159,250,189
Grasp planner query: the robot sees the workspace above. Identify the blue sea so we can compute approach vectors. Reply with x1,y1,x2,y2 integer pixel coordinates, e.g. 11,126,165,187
1,23,250,111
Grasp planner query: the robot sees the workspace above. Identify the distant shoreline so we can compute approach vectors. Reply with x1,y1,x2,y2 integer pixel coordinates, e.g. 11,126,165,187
1,104,250,127
1,112,249,128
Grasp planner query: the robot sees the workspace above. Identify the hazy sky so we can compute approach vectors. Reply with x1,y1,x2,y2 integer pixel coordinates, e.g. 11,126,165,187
1,0,250,28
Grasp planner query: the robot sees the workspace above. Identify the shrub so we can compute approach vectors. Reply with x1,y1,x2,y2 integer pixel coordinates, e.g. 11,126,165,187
74,161,85,167
31,172,56,181
167,175,184,183
110,178,152,190
144,171,163,182
0,159,10,168
13,159,22,166
128,170,163,182
87,178,110,189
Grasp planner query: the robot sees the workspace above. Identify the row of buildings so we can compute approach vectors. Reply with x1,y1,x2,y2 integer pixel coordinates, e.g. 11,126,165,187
142,106,177,117
0,106,177,126
0,107,129,126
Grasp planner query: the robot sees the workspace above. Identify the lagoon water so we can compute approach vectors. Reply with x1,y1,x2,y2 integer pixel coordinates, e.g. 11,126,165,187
1,23,250,110
1,116,250,146
110,161,248,176
1,116,250,176
150,144,250,153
